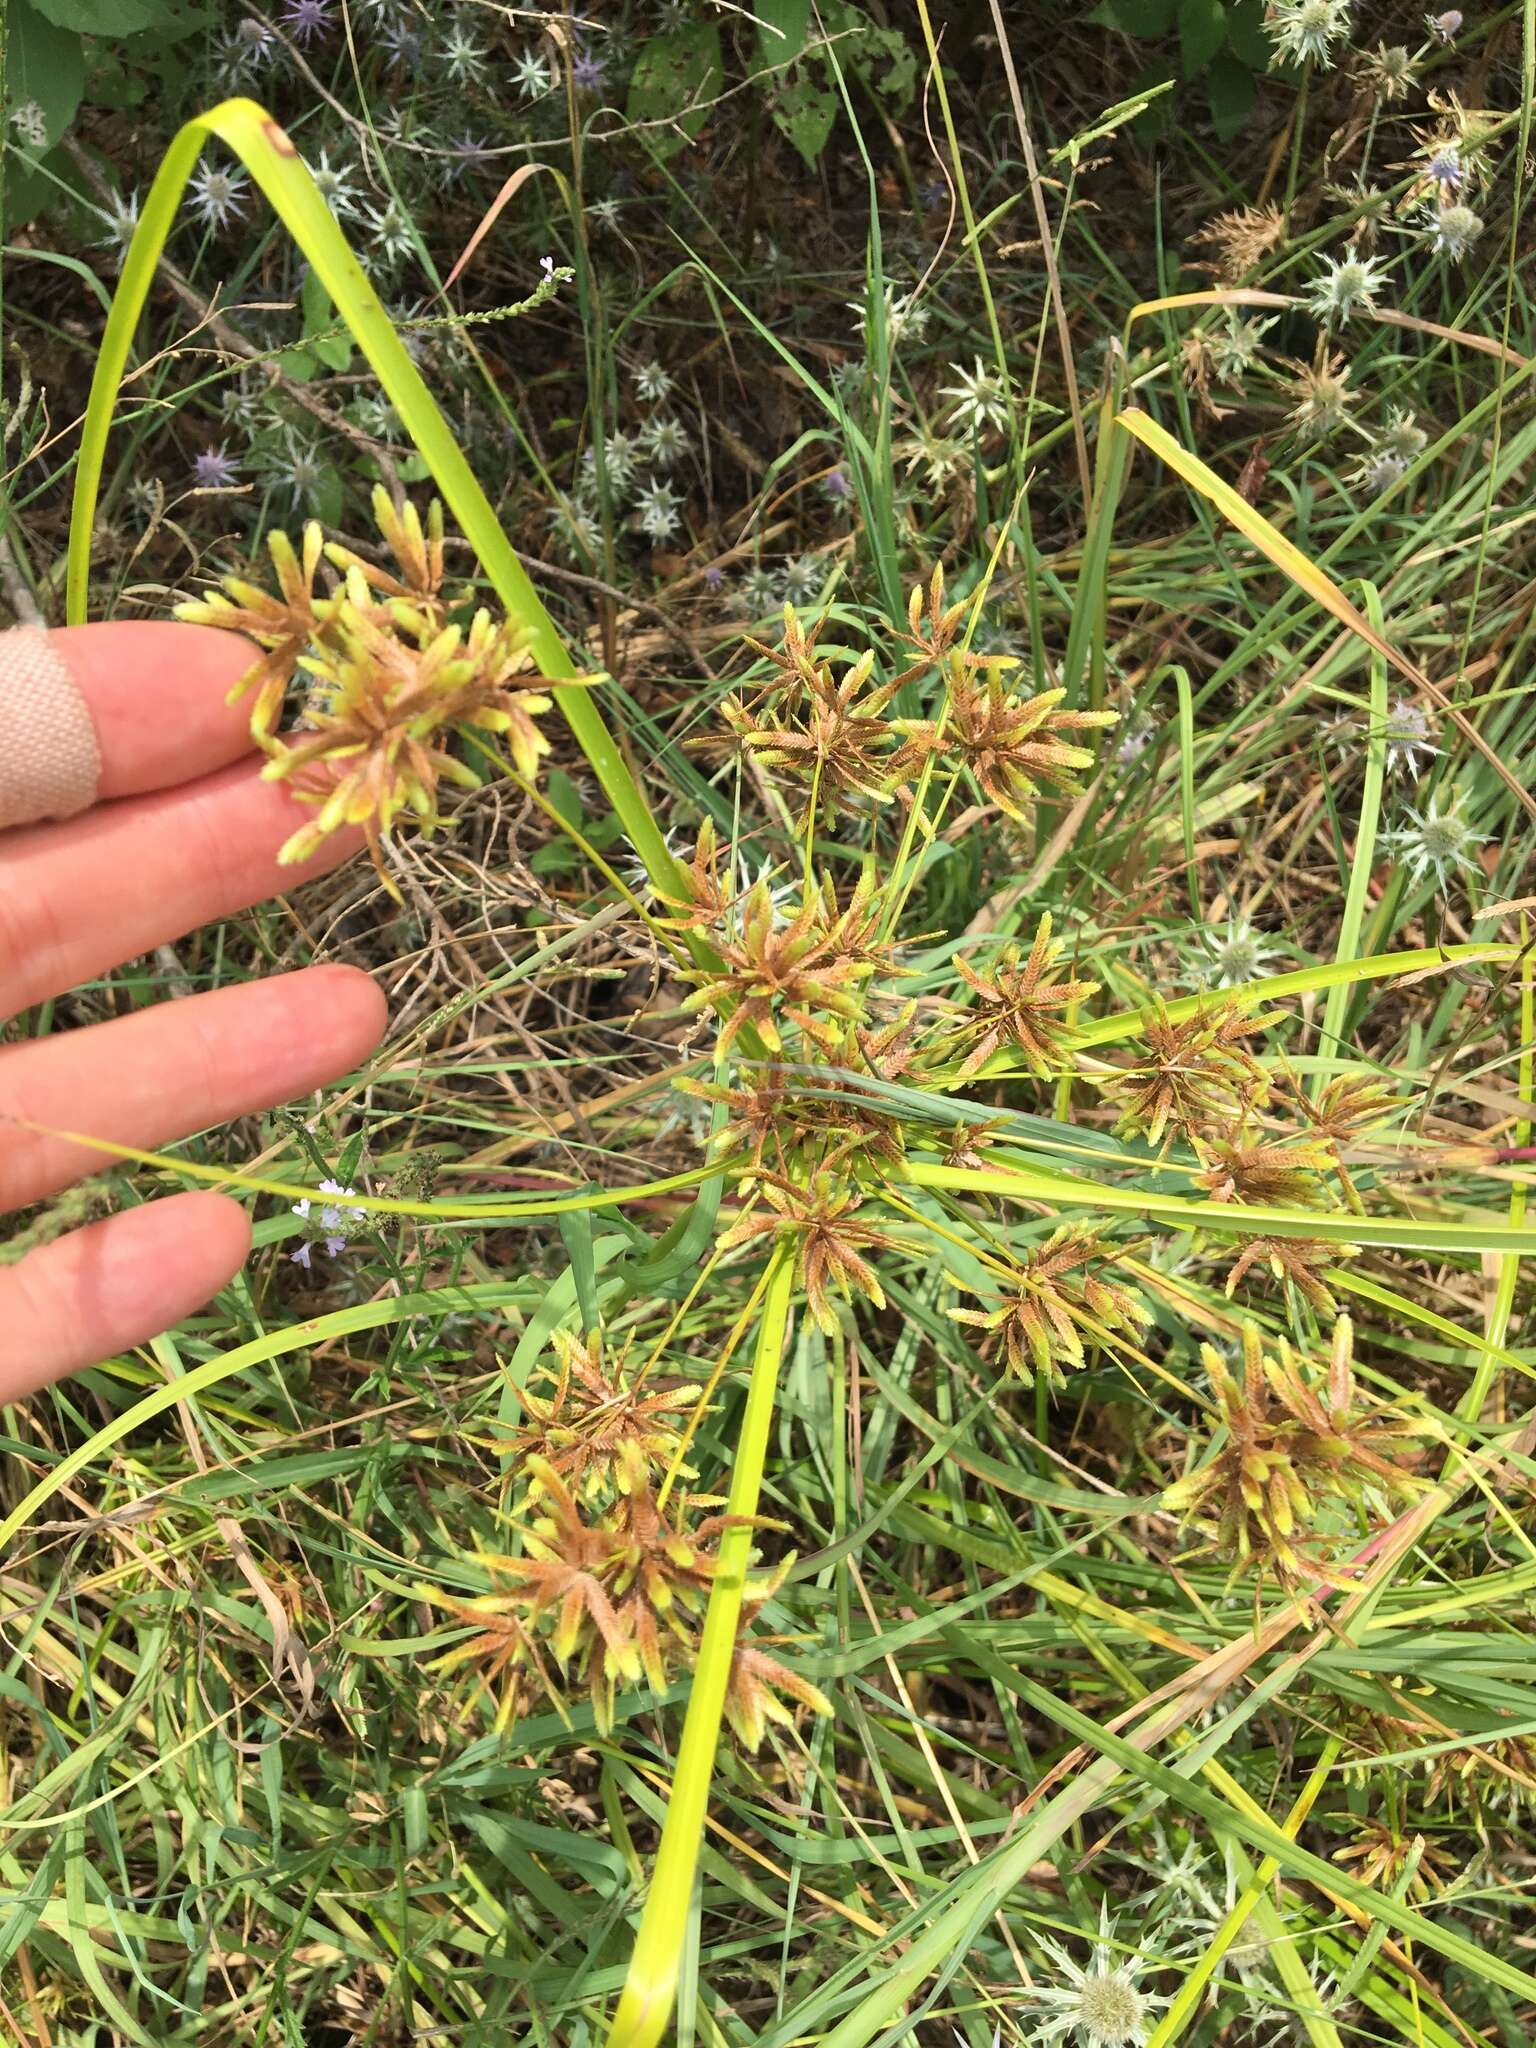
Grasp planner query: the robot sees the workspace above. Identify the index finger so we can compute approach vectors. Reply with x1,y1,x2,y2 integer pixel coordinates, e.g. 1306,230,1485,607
38,622,260,804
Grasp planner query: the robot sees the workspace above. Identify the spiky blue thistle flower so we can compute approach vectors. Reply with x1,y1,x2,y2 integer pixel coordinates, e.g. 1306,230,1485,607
191,444,241,490
274,434,328,512
308,146,363,218
846,280,930,346
1185,917,1282,990
281,0,334,45
1378,407,1428,464
440,24,486,84
513,48,554,98
1349,449,1411,496
1208,315,1274,388
1016,1900,1169,2046
781,554,823,607
939,357,1010,435
446,133,492,182
740,564,782,612
94,187,142,264
379,16,426,68
634,359,674,403
1424,144,1466,192
363,198,416,273
213,16,278,83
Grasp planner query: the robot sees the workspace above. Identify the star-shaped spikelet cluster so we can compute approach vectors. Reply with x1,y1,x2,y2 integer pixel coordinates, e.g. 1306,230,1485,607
178,485,551,894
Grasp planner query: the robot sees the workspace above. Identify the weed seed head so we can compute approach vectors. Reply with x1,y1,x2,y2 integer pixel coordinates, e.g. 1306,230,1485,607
176,488,550,895
1385,792,1485,892
1381,697,1438,778
1165,1318,1427,1584
1185,917,1281,990
1266,0,1353,69
1422,201,1485,261
1024,1903,1167,2045
1305,247,1390,325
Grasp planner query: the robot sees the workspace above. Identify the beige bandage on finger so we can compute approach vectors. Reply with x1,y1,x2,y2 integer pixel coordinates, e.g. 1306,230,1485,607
0,626,102,832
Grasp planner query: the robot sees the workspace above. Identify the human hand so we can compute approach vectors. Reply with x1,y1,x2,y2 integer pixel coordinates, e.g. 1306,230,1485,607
0,622,386,1399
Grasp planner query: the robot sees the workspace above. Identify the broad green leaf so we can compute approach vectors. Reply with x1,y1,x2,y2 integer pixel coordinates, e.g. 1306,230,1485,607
756,0,811,66
1225,0,1272,66
5,0,85,154
1087,0,1179,34
1206,49,1257,137
1178,0,1227,74
823,0,917,106
773,65,839,167
626,25,724,155
30,0,177,31
302,265,352,372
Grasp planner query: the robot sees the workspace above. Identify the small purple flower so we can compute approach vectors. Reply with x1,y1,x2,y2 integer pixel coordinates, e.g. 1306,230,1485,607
191,445,240,489
291,1178,365,1265
920,178,949,212
316,1178,365,1227
1427,9,1462,41
1426,147,1465,192
823,466,853,501
282,0,334,44
572,47,607,91
704,564,724,589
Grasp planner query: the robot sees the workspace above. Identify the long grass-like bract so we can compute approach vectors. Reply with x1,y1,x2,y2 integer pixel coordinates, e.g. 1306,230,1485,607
64,98,686,900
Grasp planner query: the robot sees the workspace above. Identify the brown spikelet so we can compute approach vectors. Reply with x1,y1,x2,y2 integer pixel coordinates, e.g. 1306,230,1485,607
1163,1319,1426,1586
891,658,1116,824
1101,1000,1273,1147
949,1226,1148,1386
945,914,1098,1080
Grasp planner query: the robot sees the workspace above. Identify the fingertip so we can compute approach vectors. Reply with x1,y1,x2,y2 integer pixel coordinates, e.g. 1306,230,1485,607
54,622,259,799
290,963,389,1061
0,1191,253,1397
172,1189,255,1268
97,1190,253,1310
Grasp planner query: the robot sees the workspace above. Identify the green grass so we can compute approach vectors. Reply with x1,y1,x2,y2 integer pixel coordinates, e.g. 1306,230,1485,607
3,5,1536,2045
